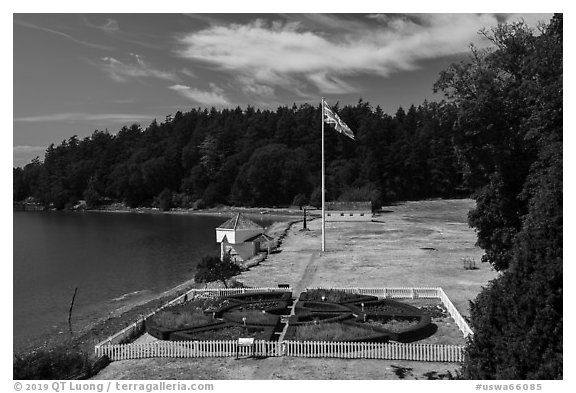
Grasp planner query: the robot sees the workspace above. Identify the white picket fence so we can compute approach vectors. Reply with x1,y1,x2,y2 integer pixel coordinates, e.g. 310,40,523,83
306,287,441,299
283,340,465,362
95,339,465,362
95,286,471,363
96,340,283,360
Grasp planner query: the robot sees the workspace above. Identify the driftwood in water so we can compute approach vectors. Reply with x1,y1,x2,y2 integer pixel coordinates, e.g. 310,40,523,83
68,287,78,335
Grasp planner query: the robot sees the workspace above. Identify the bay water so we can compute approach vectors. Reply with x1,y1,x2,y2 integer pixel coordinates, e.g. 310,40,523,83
13,210,282,352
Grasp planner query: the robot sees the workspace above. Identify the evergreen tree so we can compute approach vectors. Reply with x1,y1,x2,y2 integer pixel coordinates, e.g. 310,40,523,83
435,15,562,379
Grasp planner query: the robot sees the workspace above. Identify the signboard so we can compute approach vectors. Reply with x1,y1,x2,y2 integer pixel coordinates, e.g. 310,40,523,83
238,337,255,346
237,337,255,359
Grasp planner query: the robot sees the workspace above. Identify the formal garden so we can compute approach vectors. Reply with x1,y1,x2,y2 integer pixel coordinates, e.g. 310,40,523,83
94,287,469,362
141,289,465,345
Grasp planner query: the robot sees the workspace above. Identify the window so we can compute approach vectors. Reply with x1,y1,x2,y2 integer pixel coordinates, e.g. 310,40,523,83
360,213,365,216
350,213,353,216
327,213,331,216
340,213,344,216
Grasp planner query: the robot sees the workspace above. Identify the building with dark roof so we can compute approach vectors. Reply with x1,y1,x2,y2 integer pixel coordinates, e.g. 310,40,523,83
215,213,271,262
325,201,372,222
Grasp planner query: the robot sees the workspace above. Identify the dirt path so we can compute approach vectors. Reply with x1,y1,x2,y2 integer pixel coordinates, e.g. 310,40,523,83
292,250,320,294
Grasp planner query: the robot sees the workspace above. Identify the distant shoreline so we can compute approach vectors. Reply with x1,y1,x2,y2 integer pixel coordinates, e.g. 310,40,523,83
88,204,316,220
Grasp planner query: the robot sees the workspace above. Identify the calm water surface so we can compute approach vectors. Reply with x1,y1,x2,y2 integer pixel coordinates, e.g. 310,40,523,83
13,211,282,352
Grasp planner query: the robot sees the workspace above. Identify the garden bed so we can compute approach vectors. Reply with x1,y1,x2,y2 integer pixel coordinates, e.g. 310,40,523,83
354,299,424,317
142,289,463,346
286,321,391,343
222,309,281,328
170,324,276,341
300,289,377,304
145,303,221,340
224,291,292,305
363,317,421,332
288,312,354,326
295,301,352,314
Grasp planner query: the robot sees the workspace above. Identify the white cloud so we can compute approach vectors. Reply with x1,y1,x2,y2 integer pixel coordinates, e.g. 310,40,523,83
168,84,230,106
236,76,275,98
100,18,120,33
175,14,551,95
99,56,177,82
13,145,46,154
180,67,197,78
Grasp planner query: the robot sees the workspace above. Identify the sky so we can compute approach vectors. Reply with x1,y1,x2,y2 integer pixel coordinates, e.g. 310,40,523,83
13,12,553,167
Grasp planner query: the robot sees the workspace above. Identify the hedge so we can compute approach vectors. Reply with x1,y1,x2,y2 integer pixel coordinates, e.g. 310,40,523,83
288,312,354,326
299,289,377,304
294,301,352,314
145,319,224,341
170,323,276,341
224,291,293,305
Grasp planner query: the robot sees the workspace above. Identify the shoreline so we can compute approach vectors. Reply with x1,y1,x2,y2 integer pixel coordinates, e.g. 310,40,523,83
77,202,316,219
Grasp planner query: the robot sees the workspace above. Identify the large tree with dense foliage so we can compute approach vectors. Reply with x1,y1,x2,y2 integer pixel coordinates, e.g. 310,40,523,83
194,253,241,289
435,14,562,379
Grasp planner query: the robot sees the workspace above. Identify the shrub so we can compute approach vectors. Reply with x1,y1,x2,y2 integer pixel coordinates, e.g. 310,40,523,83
170,324,276,341
152,307,213,330
224,291,292,304
145,301,223,340
194,253,241,288
294,301,351,314
300,289,377,304
294,322,389,342
13,345,93,380
288,313,353,326
222,309,280,327
357,299,424,317
154,188,173,211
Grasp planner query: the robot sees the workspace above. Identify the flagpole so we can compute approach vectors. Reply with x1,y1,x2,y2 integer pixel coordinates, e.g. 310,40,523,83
321,97,326,252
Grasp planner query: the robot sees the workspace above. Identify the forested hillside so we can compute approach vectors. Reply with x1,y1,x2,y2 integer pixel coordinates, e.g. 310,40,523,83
13,99,466,210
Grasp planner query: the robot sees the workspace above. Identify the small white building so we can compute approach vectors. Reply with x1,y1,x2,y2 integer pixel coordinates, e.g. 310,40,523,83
325,201,373,222
215,213,272,262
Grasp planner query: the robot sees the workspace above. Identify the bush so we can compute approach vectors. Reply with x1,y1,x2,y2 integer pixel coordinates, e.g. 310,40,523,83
145,301,227,339
225,291,292,304
355,299,425,317
222,309,280,328
294,301,351,314
300,289,377,304
294,322,390,342
170,324,275,341
151,306,214,330
288,312,354,326
338,184,382,212
13,345,93,380
155,188,173,211
194,253,241,288
192,199,206,210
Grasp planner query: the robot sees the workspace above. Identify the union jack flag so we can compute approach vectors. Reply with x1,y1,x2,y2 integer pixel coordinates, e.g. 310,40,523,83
323,99,355,140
